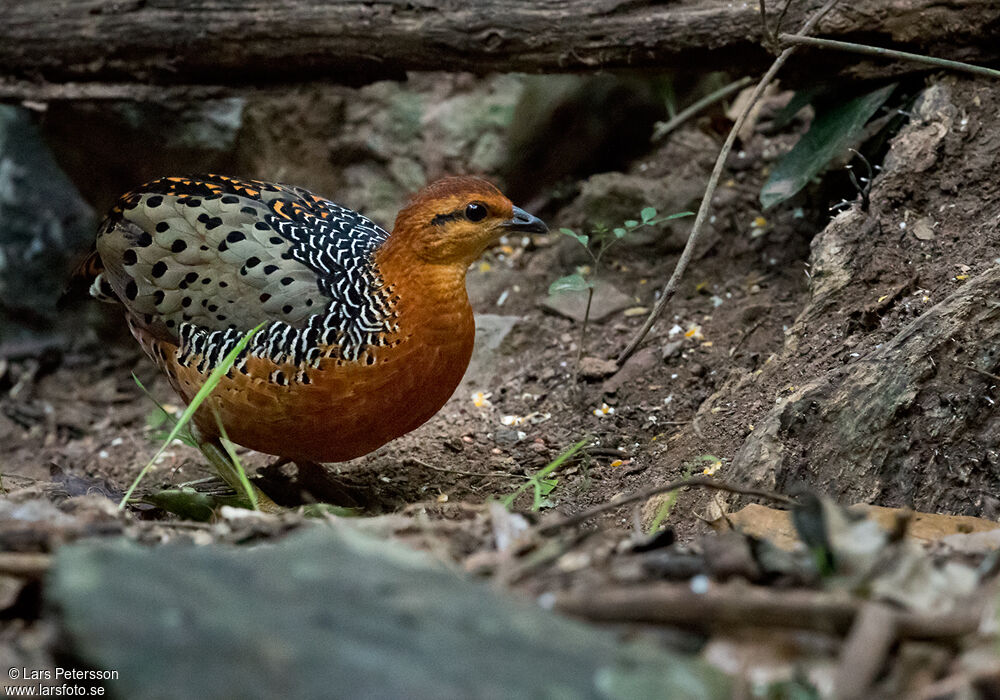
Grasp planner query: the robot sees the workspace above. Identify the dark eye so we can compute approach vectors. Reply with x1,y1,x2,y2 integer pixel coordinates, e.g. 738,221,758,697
465,202,488,222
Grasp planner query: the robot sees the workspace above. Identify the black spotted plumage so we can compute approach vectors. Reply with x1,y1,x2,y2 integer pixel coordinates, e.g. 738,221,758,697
92,174,398,379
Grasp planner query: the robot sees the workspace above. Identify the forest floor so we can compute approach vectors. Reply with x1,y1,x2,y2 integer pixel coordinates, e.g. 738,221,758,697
2,73,1000,697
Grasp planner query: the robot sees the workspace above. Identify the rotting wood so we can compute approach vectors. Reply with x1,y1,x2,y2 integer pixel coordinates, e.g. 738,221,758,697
1,0,999,99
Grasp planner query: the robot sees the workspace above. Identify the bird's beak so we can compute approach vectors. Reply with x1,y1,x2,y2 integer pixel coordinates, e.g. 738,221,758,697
502,206,548,234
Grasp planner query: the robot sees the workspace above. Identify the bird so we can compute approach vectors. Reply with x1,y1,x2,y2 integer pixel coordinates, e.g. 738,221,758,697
77,173,547,506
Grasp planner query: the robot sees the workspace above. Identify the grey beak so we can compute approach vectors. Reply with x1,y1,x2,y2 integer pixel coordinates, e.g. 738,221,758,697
502,206,548,234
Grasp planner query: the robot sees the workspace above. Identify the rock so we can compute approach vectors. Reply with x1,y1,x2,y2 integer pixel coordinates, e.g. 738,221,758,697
541,278,632,322
47,528,729,699
460,314,519,391
0,105,95,339
603,346,660,394
578,356,618,380
493,427,524,445
661,340,685,360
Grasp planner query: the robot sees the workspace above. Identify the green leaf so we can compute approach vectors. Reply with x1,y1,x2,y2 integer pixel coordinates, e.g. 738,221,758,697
548,274,593,295
134,373,198,447
559,227,589,247
146,407,170,431
651,211,694,224
760,83,896,210
537,478,558,496
613,227,627,238
624,220,639,229
502,438,587,510
769,86,823,131
640,206,657,222
533,477,559,510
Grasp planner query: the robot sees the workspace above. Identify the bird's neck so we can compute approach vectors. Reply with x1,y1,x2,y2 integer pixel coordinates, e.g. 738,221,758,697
375,244,473,326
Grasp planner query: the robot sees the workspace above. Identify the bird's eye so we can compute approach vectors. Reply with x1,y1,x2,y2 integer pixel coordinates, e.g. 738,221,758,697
465,202,488,222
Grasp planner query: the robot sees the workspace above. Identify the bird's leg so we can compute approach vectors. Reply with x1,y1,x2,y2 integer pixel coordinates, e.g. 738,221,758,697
196,435,283,514
268,456,292,470
253,458,368,509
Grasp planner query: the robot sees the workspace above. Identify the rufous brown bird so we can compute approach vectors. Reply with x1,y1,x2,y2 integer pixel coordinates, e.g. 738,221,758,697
79,174,546,504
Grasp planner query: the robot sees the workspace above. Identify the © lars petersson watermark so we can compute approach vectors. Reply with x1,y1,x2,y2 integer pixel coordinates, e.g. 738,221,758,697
5,667,118,696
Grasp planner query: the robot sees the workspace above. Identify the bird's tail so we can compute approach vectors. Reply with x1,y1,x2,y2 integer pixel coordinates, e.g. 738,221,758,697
58,245,115,309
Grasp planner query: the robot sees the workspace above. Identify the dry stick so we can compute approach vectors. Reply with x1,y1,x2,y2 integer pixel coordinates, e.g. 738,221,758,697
617,0,842,365
780,34,1000,81
407,457,521,480
555,584,982,641
0,552,51,579
964,364,1000,384
534,475,795,535
834,602,899,700
652,76,753,142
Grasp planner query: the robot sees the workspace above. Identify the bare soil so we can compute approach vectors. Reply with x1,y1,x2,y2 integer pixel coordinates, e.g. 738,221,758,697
2,72,1000,692
6,74,1000,541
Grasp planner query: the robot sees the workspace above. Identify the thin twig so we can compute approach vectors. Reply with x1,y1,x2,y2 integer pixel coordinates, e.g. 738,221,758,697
555,584,982,640
534,475,795,535
758,0,778,54
617,0,842,365
834,602,898,700
963,364,1000,383
572,286,594,385
407,457,521,480
846,148,873,212
775,0,794,37
652,76,753,142
0,552,51,579
779,33,1000,81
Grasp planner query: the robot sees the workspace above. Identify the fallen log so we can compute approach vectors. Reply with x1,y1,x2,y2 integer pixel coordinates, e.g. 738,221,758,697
1,0,999,99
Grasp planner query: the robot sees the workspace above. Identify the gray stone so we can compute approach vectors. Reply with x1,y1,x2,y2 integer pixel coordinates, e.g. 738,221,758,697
460,314,519,391
47,527,729,699
541,278,633,323
0,105,94,335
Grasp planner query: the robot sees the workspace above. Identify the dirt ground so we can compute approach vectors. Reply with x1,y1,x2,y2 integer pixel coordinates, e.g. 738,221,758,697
2,71,1000,694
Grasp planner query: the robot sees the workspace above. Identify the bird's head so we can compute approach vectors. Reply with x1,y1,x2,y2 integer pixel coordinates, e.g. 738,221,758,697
389,176,547,266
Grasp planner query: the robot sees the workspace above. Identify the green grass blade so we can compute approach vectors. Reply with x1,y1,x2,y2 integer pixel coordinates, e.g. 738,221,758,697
502,438,588,510
132,373,199,447
648,457,713,534
213,408,258,510
118,323,264,511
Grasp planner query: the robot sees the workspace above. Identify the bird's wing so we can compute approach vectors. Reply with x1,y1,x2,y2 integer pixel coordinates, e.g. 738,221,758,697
94,174,395,366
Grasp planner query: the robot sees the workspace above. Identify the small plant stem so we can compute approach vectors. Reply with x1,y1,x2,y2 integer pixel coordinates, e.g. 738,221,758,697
779,34,1000,81
653,76,753,142
572,286,594,384
617,0,841,366
199,439,281,513
502,438,587,510
213,409,259,510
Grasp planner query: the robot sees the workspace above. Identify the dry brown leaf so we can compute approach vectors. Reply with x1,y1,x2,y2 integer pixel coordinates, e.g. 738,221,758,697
853,504,999,543
713,502,1000,551
711,503,801,550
